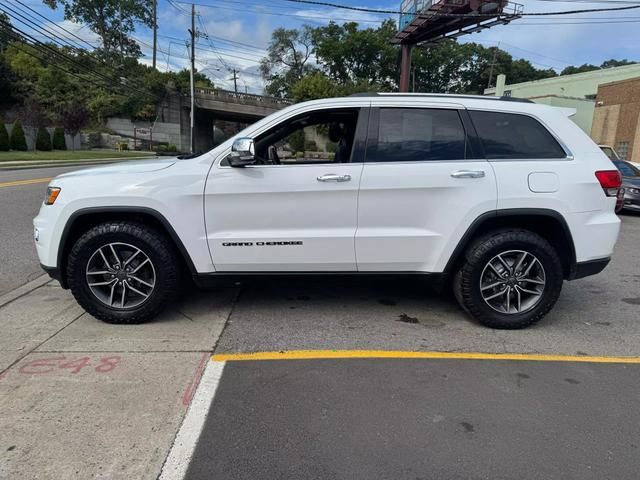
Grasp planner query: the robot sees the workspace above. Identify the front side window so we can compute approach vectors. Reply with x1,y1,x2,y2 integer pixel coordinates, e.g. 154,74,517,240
229,108,361,166
469,110,566,160
368,108,467,162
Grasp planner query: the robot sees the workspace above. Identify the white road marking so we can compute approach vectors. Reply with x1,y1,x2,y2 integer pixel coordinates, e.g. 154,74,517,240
159,360,226,480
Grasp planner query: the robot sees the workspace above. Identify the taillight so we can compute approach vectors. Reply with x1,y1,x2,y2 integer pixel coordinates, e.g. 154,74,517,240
595,170,621,197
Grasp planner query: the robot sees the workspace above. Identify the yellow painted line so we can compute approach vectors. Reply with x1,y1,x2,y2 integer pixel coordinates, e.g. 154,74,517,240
0,177,52,188
212,350,640,364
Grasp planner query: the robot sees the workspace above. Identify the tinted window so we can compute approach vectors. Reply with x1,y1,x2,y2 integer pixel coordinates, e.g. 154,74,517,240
613,160,640,177
469,111,566,159
370,108,466,162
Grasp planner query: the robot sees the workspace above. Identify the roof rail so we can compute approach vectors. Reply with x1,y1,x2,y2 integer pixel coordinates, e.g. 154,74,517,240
348,92,533,103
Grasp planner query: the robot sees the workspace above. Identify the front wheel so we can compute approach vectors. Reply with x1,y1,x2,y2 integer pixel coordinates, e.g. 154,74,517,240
453,229,563,329
67,222,179,324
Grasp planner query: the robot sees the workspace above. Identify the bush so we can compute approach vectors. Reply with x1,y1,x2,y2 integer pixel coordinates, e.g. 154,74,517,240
304,140,317,151
36,127,52,151
52,127,66,150
167,144,177,152
10,121,28,151
296,151,304,158
0,119,9,151
325,141,338,153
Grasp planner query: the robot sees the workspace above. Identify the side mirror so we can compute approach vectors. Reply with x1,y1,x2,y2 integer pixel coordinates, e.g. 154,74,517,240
228,137,256,167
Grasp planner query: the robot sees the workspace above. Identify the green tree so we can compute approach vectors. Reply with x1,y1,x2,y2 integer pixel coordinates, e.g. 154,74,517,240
560,63,599,76
291,72,338,102
0,12,12,53
310,20,399,90
10,120,27,151
36,127,52,151
0,118,9,151
260,27,315,98
52,127,66,149
42,0,152,58
600,59,635,69
60,102,88,150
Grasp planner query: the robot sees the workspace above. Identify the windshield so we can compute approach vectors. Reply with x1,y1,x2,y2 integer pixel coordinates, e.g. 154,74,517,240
600,146,620,160
613,160,640,177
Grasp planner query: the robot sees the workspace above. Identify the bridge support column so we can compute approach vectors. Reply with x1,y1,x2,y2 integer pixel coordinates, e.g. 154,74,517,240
399,43,413,93
194,111,215,154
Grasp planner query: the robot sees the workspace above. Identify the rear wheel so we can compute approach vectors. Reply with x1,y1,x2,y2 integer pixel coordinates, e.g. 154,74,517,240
67,222,179,324
453,229,563,329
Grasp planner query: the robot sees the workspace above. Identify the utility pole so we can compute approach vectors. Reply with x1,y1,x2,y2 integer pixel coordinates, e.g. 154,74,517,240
230,69,239,94
487,43,500,89
189,3,195,154
152,0,157,69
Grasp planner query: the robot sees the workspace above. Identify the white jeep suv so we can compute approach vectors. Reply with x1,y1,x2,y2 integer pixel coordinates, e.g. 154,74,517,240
34,93,622,329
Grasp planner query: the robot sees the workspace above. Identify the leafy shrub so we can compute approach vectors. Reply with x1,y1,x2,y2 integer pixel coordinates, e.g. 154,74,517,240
167,144,177,152
36,127,52,151
52,127,66,150
10,121,28,151
287,130,305,152
325,141,338,153
0,119,9,151
296,151,304,158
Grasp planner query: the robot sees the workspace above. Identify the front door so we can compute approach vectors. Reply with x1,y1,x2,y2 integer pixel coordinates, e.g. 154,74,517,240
206,107,368,272
356,106,497,272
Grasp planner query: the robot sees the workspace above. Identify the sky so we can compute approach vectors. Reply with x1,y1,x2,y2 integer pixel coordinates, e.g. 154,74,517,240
5,0,640,94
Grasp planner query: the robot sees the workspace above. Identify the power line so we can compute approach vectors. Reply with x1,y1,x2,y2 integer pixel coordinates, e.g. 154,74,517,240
8,0,98,50
0,15,157,100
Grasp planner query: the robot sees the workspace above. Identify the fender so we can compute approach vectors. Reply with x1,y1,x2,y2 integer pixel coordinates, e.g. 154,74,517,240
443,208,577,276
56,206,198,281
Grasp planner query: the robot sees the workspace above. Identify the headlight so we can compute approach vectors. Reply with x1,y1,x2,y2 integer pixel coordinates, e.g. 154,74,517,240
628,187,640,195
44,186,61,205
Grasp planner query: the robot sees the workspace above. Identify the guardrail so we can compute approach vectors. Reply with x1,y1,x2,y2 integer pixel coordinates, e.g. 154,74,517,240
195,87,293,108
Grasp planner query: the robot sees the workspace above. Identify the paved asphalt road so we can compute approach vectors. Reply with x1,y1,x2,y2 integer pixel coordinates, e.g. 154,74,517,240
188,358,640,480
0,165,94,295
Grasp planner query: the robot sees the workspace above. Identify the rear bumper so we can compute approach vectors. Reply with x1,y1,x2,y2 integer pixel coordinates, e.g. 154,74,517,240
568,257,610,281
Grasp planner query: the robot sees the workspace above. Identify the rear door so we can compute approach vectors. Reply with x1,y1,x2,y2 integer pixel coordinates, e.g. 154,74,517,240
355,105,497,272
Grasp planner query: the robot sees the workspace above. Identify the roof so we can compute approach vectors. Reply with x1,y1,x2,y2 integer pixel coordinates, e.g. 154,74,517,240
349,92,533,103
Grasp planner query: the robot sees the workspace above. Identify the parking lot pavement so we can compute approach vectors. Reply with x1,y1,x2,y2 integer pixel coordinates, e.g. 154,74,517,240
185,356,640,480
0,284,238,480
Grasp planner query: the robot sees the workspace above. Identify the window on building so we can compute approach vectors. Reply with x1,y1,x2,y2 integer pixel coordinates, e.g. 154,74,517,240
368,108,467,162
469,110,566,160
617,141,630,161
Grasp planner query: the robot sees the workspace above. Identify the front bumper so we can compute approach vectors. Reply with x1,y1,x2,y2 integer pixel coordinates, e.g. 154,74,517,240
621,187,640,211
40,264,67,288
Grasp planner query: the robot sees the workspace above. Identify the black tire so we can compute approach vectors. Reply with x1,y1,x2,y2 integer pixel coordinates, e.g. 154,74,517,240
452,228,563,329
67,222,179,324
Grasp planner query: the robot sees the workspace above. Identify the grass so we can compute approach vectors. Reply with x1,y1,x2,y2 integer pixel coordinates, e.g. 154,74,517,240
0,150,156,162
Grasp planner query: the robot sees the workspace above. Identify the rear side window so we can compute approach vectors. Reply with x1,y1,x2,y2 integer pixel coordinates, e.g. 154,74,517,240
469,111,566,160
368,108,466,162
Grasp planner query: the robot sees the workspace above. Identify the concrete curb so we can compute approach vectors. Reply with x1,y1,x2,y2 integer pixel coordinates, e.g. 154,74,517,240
0,275,52,309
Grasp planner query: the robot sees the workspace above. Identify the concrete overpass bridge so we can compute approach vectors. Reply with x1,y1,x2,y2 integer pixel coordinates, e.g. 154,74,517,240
107,88,293,153
184,88,292,152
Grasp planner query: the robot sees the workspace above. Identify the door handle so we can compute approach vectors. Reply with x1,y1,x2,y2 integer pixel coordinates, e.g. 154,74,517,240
451,170,485,179
317,173,351,182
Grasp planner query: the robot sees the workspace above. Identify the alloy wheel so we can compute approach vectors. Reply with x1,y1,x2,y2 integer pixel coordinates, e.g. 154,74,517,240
85,242,156,309
479,249,546,314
